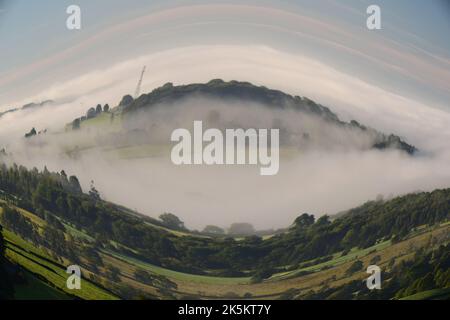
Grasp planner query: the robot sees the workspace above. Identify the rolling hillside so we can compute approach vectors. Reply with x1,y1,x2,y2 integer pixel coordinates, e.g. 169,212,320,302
64,80,417,156
0,163,448,300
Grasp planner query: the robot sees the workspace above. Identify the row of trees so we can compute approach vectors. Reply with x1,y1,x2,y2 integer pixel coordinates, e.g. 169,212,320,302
202,223,256,236
72,103,110,130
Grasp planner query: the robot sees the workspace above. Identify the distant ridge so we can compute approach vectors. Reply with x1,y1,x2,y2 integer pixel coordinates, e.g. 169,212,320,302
0,100,55,119
124,79,417,154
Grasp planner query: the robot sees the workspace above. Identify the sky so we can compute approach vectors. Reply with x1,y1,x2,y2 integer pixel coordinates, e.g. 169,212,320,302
0,0,449,111
0,0,450,229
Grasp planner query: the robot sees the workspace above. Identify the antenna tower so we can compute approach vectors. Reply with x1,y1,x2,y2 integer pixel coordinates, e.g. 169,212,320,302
134,66,146,98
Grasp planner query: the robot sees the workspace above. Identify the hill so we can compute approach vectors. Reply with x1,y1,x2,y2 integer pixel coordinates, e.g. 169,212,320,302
0,100,55,120
65,80,417,155
122,79,416,154
0,163,448,299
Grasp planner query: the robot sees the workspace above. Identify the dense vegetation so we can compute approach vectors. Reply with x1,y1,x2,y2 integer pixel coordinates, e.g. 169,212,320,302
1,163,448,276
301,243,450,300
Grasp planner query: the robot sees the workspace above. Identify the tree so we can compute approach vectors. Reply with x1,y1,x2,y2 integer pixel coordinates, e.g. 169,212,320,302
24,127,37,138
83,246,103,268
72,118,81,130
370,255,382,265
342,229,357,248
119,95,133,106
250,267,274,283
105,264,121,282
294,213,315,228
103,104,110,112
202,225,225,235
96,104,102,114
315,215,330,226
134,268,153,285
86,107,96,119
68,175,83,194
159,213,185,230
1,206,38,242
89,180,101,201
345,260,364,276
228,223,255,236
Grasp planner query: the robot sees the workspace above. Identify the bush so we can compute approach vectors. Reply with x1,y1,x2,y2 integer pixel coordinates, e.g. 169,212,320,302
345,260,364,276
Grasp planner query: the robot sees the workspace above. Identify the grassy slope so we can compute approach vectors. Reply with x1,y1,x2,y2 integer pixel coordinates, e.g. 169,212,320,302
13,271,71,300
3,230,117,300
99,223,449,299
270,241,391,281
2,200,448,299
103,249,250,285
401,287,450,300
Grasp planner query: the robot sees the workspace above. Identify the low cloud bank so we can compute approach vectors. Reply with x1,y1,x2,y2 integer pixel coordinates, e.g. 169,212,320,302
1,46,450,229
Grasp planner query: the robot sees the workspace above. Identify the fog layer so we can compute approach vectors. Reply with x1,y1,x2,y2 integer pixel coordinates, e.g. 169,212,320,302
2,96,450,230
1,46,450,229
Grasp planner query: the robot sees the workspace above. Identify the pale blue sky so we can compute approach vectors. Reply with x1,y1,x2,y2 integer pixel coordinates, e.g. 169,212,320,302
0,0,449,110
1,1,450,228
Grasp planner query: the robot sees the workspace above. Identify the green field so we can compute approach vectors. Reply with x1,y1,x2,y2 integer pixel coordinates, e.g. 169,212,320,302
3,230,118,300
78,112,123,132
103,249,251,285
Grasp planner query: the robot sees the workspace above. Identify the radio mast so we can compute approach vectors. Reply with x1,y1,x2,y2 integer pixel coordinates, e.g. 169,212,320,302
134,66,146,98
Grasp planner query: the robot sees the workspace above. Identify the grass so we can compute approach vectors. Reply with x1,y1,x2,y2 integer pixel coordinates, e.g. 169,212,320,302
3,200,448,300
1,199,93,243
80,112,122,131
143,221,210,238
0,200,46,228
60,220,95,242
102,249,251,285
13,271,71,300
270,240,391,281
401,287,450,300
4,230,51,259
3,230,118,300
